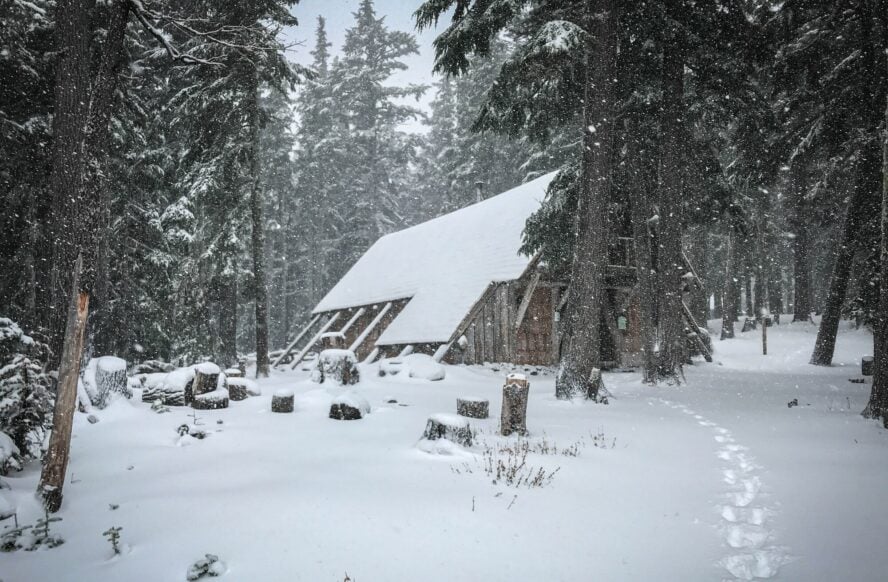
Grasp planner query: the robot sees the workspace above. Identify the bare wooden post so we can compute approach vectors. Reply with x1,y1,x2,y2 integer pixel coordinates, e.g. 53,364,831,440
500,373,529,436
38,254,89,512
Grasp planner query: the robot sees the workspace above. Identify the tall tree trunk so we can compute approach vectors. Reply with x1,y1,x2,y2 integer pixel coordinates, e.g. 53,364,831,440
248,75,270,378
811,146,881,365
84,0,129,356
656,7,687,382
790,166,813,322
626,122,657,384
46,0,96,363
555,0,618,400
220,271,238,368
863,7,888,424
721,232,736,340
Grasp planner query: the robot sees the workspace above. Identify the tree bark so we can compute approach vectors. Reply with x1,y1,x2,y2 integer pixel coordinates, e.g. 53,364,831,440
248,74,270,378
38,255,89,512
811,145,881,365
46,0,96,362
656,7,687,382
555,0,618,400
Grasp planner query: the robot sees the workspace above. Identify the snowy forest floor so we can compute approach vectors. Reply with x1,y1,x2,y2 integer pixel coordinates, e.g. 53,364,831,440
3,321,887,581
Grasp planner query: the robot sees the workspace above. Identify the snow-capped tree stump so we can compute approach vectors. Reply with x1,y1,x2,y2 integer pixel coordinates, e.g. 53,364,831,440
422,413,473,447
271,389,294,413
192,388,229,410
329,390,370,420
457,397,489,419
500,374,529,436
226,378,248,401
317,349,360,385
862,356,874,376
186,363,220,405
94,356,129,408
224,368,243,379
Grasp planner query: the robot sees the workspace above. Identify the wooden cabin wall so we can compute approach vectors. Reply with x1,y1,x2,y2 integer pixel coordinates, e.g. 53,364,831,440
454,281,559,366
317,298,410,361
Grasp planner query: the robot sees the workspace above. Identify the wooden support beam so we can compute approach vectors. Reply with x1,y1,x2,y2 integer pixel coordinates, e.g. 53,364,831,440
682,300,713,362
348,302,392,354
433,342,451,363
682,250,705,293
339,307,366,335
514,271,541,330
398,345,414,358
362,347,380,364
272,313,321,368
289,312,342,370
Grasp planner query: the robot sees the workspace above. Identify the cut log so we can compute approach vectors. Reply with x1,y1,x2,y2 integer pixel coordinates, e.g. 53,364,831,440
317,349,360,385
187,363,220,405
457,397,489,419
95,356,129,407
192,388,229,410
422,413,473,447
329,390,370,420
500,374,529,436
224,368,243,378
863,356,874,376
271,389,294,413
226,377,258,401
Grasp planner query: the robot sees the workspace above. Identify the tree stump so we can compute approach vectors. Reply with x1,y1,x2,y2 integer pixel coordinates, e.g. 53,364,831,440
329,390,370,420
187,363,220,405
226,378,248,401
271,389,294,413
317,349,360,385
862,356,874,376
192,388,229,410
224,368,243,379
457,397,489,419
500,374,529,436
95,356,129,407
422,413,473,447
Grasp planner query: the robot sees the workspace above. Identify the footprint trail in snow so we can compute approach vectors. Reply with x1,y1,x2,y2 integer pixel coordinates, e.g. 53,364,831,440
659,399,791,580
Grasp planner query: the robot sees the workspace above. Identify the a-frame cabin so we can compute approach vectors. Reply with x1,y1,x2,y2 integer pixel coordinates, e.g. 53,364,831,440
273,173,672,371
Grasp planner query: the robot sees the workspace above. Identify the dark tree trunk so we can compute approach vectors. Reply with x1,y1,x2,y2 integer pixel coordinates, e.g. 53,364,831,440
863,10,888,424
790,166,813,322
656,8,687,382
84,0,129,356
555,0,618,400
220,272,238,368
811,146,881,365
46,0,96,362
248,74,270,378
627,123,657,384
721,232,736,340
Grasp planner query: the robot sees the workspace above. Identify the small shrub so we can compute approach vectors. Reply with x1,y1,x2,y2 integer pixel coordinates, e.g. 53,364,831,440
103,526,123,555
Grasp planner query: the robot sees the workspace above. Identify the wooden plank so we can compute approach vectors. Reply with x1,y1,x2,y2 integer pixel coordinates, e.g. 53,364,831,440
339,307,366,335
272,313,321,368
433,342,451,362
398,345,414,357
289,312,341,370
362,347,380,364
485,293,496,362
551,287,560,365
466,323,476,364
347,302,392,354
514,271,542,329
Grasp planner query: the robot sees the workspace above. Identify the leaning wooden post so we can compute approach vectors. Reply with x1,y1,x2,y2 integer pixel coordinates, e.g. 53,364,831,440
501,373,529,436
38,254,90,512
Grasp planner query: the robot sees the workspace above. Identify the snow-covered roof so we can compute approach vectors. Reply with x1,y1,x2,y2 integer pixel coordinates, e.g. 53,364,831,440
313,172,556,345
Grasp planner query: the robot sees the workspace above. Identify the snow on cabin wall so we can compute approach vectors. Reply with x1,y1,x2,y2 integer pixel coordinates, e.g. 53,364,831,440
312,172,557,345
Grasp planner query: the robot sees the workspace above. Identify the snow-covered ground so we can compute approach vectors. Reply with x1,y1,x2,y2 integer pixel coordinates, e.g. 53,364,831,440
3,321,887,581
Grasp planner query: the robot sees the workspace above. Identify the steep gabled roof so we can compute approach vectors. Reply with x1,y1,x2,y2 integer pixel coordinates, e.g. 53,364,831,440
312,172,557,346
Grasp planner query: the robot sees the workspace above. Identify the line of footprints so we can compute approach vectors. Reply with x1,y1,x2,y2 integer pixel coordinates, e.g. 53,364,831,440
659,399,791,581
